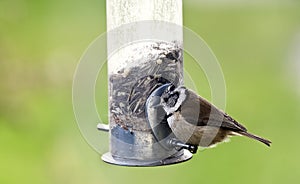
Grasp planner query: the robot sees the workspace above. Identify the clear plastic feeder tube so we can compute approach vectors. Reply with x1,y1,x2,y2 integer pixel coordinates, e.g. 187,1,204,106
105,0,188,165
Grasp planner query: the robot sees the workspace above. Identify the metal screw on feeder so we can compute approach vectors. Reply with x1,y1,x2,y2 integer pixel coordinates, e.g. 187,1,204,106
96,0,196,166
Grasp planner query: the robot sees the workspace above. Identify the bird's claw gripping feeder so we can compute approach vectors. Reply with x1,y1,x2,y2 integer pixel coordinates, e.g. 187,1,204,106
95,0,198,166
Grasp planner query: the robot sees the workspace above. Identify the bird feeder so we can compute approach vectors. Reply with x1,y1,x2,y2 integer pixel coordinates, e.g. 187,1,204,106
96,0,197,166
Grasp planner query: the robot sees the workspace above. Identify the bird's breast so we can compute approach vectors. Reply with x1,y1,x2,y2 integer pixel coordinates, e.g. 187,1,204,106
167,112,230,147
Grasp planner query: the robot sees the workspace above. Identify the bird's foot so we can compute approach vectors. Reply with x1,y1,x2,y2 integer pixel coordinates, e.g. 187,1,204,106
186,144,198,154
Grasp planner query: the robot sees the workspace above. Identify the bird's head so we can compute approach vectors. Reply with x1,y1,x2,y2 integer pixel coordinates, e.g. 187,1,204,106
161,84,187,115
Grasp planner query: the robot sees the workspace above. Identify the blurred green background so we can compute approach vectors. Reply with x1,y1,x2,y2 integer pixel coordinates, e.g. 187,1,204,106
1,0,300,184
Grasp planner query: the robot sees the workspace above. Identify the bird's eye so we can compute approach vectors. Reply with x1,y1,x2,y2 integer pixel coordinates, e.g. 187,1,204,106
167,85,175,93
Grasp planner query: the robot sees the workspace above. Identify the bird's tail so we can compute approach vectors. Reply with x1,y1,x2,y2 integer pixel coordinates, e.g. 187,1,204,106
238,131,272,147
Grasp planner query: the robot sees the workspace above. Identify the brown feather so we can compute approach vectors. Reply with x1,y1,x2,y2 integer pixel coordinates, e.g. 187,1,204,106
167,87,271,147
238,131,272,147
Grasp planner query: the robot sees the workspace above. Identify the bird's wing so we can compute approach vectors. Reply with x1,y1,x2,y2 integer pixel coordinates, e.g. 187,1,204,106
223,112,247,131
180,89,247,132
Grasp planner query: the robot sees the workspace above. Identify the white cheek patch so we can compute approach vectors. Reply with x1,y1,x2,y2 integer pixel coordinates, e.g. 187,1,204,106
163,87,186,115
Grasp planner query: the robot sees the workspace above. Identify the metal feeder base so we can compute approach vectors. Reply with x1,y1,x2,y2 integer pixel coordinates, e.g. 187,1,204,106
101,150,193,167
